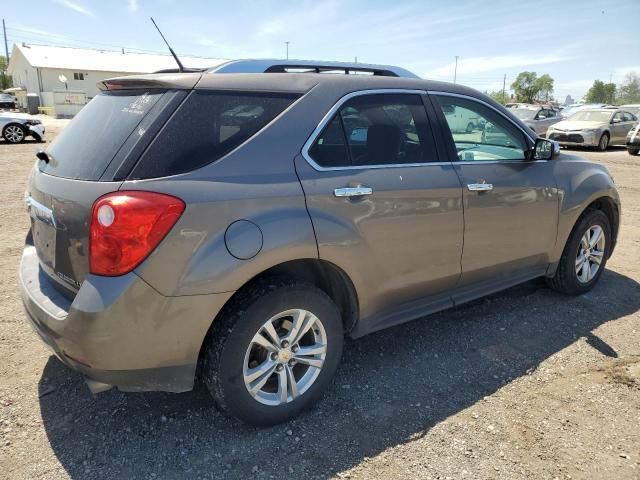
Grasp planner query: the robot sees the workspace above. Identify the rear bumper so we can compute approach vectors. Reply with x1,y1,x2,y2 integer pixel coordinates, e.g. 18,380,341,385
19,245,233,392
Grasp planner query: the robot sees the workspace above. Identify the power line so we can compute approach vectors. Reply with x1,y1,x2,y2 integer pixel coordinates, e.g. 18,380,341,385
5,27,214,58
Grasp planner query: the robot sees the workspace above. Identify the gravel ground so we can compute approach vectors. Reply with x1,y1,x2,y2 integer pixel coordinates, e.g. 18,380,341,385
1,119,639,479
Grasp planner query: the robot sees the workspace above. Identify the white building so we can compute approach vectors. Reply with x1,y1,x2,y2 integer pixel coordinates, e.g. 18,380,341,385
7,43,226,111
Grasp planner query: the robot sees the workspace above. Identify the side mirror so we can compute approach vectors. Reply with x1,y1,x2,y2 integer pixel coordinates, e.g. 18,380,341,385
533,138,556,160
611,118,621,124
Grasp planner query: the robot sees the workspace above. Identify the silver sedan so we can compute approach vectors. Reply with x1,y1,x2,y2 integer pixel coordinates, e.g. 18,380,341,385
547,108,638,151
510,105,562,137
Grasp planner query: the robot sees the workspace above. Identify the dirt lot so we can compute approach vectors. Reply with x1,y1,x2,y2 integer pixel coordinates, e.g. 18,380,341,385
1,119,639,480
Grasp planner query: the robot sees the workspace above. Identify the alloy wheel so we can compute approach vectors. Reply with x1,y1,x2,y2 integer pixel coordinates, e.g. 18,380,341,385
243,309,327,406
4,125,24,143
575,225,605,283
599,134,608,151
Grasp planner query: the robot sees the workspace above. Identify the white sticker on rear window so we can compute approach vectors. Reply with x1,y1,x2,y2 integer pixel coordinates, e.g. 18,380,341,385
122,93,153,115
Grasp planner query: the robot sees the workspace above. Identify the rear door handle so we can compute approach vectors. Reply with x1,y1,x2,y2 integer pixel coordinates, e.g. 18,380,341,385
334,187,373,198
467,183,494,192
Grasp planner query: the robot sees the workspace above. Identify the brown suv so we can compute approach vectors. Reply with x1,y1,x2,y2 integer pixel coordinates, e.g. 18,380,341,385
20,65,620,425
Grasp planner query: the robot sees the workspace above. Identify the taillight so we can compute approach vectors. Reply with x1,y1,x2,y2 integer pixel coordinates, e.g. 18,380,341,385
90,191,185,276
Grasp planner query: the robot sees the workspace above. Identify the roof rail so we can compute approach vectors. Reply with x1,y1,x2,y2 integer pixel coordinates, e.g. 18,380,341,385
206,59,419,78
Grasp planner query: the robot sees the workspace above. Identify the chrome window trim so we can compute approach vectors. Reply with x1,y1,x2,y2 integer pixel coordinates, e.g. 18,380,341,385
301,89,448,172
428,90,537,143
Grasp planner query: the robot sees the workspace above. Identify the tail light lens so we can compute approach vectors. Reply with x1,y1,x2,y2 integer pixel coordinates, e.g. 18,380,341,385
90,191,185,276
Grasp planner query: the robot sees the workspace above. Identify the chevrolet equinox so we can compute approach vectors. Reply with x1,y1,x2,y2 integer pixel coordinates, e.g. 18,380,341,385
19,63,620,425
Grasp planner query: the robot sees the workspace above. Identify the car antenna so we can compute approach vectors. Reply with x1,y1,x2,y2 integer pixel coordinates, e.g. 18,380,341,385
150,17,185,72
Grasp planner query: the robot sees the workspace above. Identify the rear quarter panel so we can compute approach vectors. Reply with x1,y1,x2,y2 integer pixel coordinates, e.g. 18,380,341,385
123,84,351,297
124,135,315,296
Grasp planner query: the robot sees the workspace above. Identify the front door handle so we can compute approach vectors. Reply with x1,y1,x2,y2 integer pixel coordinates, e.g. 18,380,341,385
467,183,494,192
334,186,373,197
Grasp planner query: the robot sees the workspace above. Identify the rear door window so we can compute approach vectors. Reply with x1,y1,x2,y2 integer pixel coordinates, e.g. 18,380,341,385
129,91,299,179
308,93,436,168
40,91,165,180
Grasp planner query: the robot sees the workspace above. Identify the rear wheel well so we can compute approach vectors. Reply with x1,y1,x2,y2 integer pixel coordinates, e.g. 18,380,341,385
196,259,359,379
248,259,359,333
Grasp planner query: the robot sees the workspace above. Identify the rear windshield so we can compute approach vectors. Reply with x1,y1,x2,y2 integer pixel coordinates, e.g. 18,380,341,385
128,90,299,179
39,91,164,180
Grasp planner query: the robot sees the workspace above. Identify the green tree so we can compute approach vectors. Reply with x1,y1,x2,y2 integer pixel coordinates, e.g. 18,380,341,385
585,80,616,104
618,72,640,104
0,56,12,90
536,74,554,102
487,90,509,104
510,71,555,103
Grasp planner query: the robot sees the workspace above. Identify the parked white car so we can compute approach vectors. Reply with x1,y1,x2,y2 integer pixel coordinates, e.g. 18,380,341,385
441,103,483,133
0,113,45,143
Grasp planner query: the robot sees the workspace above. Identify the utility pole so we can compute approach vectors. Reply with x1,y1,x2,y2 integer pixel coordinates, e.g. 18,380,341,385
502,74,506,102
453,55,458,84
285,41,290,60
2,19,9,62
354,56,357,63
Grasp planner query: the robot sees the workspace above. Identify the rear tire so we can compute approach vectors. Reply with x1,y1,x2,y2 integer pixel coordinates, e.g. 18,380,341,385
466,122,474,133
628,148,639,156
597,133,609,151
2,123,26,143
546,209,611,295
201,280,343,425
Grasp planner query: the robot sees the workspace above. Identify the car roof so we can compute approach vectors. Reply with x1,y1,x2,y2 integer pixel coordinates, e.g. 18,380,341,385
575,108,617,113
100,71,483,99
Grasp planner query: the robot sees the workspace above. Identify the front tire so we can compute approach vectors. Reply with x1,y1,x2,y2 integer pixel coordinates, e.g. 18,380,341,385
466,122,474,133
546,209,611,295
2,123,26,143
628,147,639,156
202,280,343,425
597,133,609,151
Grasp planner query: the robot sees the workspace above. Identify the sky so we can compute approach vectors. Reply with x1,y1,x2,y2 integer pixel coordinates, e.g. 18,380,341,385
3,0,640,101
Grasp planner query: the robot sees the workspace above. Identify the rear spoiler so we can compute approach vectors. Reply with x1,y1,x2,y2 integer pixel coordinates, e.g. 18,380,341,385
98,73,202,91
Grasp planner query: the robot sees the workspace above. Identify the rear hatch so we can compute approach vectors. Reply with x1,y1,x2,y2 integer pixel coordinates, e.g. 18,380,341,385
26,88,187,297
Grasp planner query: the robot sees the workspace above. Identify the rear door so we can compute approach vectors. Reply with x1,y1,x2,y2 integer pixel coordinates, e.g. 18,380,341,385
295,91,464,321
537,108,557,135
618,111,638,143
26,90,182,295
610,111,628,143
430,93,560,296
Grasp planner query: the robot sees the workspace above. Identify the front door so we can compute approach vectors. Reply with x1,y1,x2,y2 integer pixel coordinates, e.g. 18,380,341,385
430,93,560,298
295,91,464,322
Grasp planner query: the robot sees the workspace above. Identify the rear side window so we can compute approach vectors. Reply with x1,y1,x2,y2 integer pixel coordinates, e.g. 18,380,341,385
40,91,164,180
129,91,299,179
308,93,436,168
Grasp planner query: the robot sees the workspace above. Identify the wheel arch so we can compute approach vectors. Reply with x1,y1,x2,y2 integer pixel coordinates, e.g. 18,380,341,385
548,194,620,276
196,258,359,373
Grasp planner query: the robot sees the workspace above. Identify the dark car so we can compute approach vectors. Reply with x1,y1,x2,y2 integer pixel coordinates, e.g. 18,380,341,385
0,93,17,110
19,62,620,425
